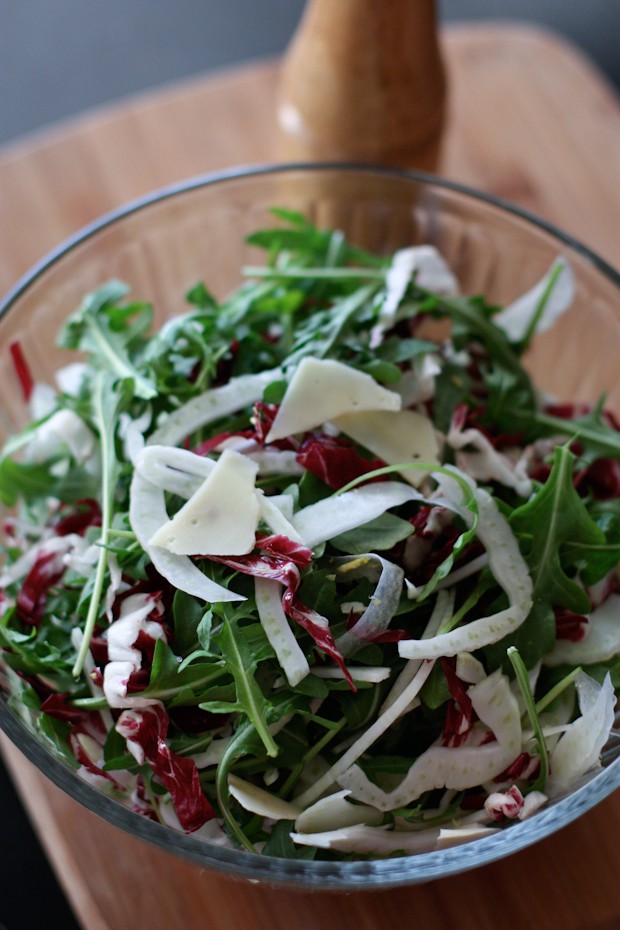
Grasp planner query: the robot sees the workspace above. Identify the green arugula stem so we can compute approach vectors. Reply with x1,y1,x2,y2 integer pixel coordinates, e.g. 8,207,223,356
242,265,385,281
279,716,347,799
438,576,494,635
520,410,620,458
535,666,582,714
519,260,563,350
107,528,137,540
215,722,259,854
507,646,549,793
72,376,116,679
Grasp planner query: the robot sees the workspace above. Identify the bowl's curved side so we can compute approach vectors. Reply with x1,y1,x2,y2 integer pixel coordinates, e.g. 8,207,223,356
2,163,620,888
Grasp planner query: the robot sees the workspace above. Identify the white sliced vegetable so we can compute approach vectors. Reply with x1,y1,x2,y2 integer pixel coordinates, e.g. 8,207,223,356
103,661,158,709
381,590,454,715
548,672,615,795
294,656,436,808
246,449,305,477
370,246,459,347
339,669,521,810
295,789,383,833
399,485,533,660
544,595,620,667
136,444,213,498
129,469,244,602
447,419,532,498
257,492,304,544
26,409,95,464
148,367,281,447
228,773,301,821
292,482,422,549
333,408,440,488
149,448,259,556
395,354,442,407
266,357,401,443
494,257,574,343
334,554,404,656
291,823,441,855
434,825,500,849
255,578,310,687
105,593,166,665
456,652,486,684
310,666,391,683
103,593,167,709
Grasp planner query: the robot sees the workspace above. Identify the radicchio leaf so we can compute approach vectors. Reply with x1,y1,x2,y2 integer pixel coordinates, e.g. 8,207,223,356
116,702,215,832
208,535,354,688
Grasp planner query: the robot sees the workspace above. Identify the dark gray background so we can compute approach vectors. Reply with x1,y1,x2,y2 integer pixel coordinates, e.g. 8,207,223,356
0,0,618,146
0,2,618,929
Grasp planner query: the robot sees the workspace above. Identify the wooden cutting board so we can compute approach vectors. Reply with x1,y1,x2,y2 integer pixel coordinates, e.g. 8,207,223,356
2,22,620,930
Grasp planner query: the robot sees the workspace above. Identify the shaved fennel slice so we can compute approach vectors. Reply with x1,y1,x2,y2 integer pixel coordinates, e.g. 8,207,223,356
295,788,382,833
291,824,443,855
148,367,281,447
136,444,214,498
339,669,521,810
257,493,304,543
381,590,454,714
548,672,615,795
544,594,620,667
334,554,404,656
129,469,244,602
245,449,304,476
447,421,532,498
292,482,422,549
399,485,532,660
310,667,391,683
228,774,301,821
289,820,506,854
294,656,436,809
255,578,310,687
494,257,574,343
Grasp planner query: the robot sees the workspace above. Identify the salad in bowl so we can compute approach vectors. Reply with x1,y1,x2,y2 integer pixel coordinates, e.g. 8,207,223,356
1,167,620,881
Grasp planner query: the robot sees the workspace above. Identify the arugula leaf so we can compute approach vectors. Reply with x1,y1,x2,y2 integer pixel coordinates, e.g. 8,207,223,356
510,444,605,614
209,614,278,758
59,281,157,400
330,513,414,554
0,455,98,507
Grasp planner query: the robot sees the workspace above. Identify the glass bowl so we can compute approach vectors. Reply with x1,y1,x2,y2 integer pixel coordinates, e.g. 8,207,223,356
1,163,620,890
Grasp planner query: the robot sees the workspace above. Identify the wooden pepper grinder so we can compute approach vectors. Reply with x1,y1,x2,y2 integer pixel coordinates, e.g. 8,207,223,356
276,0,447,171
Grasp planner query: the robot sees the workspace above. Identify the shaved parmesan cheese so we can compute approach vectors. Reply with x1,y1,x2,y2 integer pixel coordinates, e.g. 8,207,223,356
149,448,259,556
266,357,401,443
129,469,244,602
333,408,440,487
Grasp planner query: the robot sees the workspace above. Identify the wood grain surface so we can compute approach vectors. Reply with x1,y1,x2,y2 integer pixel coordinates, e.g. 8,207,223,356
2,22,620,930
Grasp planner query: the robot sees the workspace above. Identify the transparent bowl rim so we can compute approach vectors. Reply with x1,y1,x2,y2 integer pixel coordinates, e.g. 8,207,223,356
2,161,620,889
